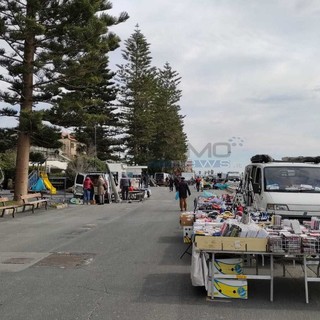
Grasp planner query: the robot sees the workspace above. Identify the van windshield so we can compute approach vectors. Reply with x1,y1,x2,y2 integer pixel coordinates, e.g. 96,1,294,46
264,166,320,192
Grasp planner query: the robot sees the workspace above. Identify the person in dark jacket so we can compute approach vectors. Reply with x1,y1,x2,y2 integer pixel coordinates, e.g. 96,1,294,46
169,176,174,192
174,176,180,192
120,173,131,201
178,177,191,211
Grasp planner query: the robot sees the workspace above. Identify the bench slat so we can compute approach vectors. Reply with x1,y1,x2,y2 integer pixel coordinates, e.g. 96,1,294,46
0,197,18,218
21,193,48,213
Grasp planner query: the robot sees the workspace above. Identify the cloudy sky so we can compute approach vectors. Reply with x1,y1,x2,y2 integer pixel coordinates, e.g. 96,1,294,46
2,0,320,173
108,0,320,172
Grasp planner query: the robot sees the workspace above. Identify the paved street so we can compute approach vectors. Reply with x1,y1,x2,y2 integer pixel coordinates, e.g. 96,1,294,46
0,186,320,320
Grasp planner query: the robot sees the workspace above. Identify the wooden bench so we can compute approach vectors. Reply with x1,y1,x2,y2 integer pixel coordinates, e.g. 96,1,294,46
0,197,19,218
20,193,49,213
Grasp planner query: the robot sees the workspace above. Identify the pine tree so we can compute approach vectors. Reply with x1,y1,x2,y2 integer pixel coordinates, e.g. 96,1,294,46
0,0,128,199
0,128,17,153
45,51,123,162
149,62,188,171
116,26,157,165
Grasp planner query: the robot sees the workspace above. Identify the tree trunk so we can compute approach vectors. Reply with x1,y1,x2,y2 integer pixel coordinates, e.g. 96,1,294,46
13,1,35,201
14,133,31,201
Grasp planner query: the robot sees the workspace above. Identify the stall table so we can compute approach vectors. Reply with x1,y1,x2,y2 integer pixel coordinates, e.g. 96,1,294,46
193,234,320,303
128,190,145,201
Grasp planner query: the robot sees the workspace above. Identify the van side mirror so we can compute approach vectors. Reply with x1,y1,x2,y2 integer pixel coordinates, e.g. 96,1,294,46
252,182,261,194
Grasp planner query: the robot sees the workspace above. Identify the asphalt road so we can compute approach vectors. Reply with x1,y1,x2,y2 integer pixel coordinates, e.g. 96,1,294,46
0,186,320,320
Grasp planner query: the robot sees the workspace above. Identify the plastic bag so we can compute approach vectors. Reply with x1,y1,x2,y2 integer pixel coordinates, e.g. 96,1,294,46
175,191,179,200
191,244,205,286
202,252,209,290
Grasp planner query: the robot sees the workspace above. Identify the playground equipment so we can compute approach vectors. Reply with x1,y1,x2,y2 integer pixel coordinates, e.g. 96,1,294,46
28,170,57,195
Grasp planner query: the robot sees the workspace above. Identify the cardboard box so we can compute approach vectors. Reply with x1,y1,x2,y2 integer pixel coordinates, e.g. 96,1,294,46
183,226,193,243
213,258,243,275
211,279,248,299
195,235,268,252
180,213,194,226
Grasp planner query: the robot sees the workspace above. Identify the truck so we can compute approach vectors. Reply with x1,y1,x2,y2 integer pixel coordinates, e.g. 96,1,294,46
240,154,320,218
226,171,241,181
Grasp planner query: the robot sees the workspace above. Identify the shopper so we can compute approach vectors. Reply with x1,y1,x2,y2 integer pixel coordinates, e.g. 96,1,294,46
120,173,131,201
178,176,191,211
97,175,107,205
174,176,180,192
195,176,201,192
83,176,94,205
200,178,204,192
169,176,174,192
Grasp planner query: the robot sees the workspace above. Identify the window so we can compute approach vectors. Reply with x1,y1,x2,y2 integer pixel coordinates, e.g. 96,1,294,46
264,166,320,192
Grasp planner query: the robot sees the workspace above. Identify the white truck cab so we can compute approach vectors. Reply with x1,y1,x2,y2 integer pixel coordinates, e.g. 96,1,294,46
241,155,320,218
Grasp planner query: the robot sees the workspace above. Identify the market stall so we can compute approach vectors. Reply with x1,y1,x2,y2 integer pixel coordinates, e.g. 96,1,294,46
193,234,320,303
128,190,145,201
186,191,320,303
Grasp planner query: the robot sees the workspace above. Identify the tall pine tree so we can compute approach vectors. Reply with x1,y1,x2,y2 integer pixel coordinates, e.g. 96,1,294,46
45,47,123,161
0,0,128,199
116,27,188,170
116,26,157,165
149,62,188,171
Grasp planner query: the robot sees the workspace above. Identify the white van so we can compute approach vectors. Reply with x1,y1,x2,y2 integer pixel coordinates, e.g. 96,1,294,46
241,155,320,218
154,172,170,186
226,171,241,181
73,172,111,203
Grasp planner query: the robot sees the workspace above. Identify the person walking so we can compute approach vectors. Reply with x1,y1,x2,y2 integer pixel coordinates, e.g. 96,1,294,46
177,176,191,211
174,176,180,192
97,175,107,205
83,176,94,205
200,178,204,192
120,173,131,201
195,176,201,192
169,176,174,192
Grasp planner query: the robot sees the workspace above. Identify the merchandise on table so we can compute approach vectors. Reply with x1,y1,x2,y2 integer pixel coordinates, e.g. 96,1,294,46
190,190,320,302
194,193,235,213
180,212,195,226
301,235,319,253
191,191,320,253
